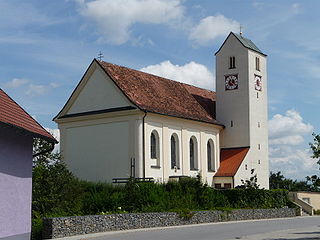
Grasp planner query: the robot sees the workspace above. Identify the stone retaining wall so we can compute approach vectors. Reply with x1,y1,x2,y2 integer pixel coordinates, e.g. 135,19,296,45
43,208,296,239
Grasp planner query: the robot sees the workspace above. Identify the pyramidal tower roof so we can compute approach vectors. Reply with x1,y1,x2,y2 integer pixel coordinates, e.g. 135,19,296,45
215,32,267,56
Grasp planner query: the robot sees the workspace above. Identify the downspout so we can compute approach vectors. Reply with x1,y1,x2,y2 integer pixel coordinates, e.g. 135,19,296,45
232,176,235,188
142,111,147,178
32,141,56,158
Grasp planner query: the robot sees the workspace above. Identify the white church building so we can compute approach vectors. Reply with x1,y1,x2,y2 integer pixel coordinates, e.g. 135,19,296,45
54,32,269,189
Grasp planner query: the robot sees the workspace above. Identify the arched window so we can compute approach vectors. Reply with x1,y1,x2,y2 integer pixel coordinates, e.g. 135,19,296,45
170,134,180,169
150,130,160,167
207,139,215,172
190,136,198,170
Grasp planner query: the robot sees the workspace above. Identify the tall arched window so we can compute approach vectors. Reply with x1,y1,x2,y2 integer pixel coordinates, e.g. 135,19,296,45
150,130,160,167
190,136,198,170
207,139,215,172
171,134,180,169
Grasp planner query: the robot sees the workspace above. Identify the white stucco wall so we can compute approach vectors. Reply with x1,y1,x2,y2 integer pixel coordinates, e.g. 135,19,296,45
213,177,233,188
144,114,221,186
66,66,133,115
216,34,250,148
58,112,143,182
216,33,269,189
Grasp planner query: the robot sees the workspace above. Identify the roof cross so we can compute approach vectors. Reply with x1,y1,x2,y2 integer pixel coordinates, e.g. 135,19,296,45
240,24,243,36
98,51,104,61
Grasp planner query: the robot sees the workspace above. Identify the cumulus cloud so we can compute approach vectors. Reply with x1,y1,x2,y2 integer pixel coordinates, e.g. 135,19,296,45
26,83,59,96
140,60,215,90
269,109,313,144
4,78,29,88
268,110,316,179
77,0,184,44
189,15,239,46
45,128,60,153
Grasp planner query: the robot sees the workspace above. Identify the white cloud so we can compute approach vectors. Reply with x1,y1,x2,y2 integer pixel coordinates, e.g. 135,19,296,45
269,109,313,142
4,78,29,88
26,83,59,96
268,110,317,179
189,15,239,46
77,0,184,44
45,128,60,153
140,60,215,90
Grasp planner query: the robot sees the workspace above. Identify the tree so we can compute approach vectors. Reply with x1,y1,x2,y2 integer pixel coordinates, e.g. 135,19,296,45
237,169,260,189
269,171,310,191
310,133,320,167
32,137,85,239
33,137,60,167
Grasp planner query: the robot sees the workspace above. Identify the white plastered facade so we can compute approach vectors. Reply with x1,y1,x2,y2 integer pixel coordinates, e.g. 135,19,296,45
55,32,269,188
55,62,222,186
144,113,221,186
216,33,269,189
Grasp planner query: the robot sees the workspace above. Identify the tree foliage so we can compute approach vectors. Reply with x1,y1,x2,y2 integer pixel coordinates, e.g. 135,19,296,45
269,171,320,191
310,133,320,167
32,137,60,167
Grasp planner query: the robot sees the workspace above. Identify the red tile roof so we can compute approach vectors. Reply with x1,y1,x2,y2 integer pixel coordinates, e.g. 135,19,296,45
97,60,221,125
0,89,56,142
215,147,249,177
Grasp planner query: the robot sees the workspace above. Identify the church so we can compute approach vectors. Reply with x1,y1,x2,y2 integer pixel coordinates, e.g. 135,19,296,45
54,32,269,189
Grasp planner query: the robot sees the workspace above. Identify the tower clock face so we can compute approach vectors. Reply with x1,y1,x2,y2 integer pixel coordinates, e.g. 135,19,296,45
225,74,238,90
254,75,262,91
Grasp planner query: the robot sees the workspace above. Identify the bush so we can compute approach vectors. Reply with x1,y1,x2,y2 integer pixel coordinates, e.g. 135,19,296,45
32,161,85,239
32,172,292,239
314,209,320,215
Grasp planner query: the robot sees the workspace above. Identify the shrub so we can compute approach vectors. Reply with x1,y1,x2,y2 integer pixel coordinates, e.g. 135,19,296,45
32,172,292,239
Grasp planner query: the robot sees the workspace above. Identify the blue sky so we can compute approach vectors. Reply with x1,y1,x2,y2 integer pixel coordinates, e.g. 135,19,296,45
1,0,319,180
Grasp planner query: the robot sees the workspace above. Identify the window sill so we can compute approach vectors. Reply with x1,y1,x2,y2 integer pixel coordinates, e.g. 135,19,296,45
171,168,181,170
151,165,161,169
208,170,216,173
190,168,199,171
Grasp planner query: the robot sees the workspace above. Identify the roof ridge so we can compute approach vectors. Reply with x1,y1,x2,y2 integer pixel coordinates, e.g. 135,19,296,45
99,60,215,94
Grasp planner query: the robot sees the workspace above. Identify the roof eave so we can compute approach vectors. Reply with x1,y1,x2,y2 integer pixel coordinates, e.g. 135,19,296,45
0,122,58,143
143,109,224,128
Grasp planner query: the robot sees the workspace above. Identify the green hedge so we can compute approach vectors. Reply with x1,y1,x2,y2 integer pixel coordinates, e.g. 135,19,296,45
32,164,292,239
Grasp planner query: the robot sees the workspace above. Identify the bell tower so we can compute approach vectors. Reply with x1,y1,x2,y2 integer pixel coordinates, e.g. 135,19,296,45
215,32,269,188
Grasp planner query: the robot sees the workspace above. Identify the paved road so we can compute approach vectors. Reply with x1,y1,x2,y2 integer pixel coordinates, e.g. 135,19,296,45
59,216,320,240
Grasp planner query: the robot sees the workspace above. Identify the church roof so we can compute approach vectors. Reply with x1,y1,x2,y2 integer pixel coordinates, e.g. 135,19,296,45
97,60,221,126
215,32,267,56
215,147,249,177
0,89,56,142
233,33,266,56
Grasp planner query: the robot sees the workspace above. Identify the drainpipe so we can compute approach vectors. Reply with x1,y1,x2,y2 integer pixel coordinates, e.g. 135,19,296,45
232,177,235,188
142,111,147,178
32,141,55,158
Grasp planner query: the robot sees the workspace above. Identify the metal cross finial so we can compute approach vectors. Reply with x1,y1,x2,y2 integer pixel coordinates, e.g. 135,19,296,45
240,24,243,36
98,51,104,61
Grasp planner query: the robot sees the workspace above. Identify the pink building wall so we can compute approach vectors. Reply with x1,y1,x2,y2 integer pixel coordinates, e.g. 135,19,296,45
0,126,33,240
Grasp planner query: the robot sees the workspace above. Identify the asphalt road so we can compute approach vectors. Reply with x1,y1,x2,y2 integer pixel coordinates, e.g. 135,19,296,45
59,216,320,240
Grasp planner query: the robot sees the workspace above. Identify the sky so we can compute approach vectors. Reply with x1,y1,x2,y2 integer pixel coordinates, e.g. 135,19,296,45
0,0,319,180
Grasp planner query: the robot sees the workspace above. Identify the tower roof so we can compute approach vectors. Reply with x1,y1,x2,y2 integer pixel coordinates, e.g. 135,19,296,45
215,32,267,56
